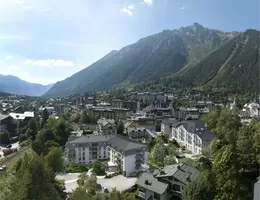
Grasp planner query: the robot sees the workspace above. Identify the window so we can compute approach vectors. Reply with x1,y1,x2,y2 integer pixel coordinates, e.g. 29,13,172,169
168,176,173,180
82,157,85,160
154,192,160,200
172,184,181,191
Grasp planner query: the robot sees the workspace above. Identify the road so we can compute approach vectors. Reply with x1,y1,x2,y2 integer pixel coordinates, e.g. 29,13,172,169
56,173,137,193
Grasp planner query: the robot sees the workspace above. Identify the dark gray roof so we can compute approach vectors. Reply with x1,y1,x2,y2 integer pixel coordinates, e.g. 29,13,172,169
162,119,178,126
66,135,147,154
180,120,207,132
136,173,168,194
196,129,215,141
109,135,147,151
154,163,200,185
175,120,215,141
67,135,112,144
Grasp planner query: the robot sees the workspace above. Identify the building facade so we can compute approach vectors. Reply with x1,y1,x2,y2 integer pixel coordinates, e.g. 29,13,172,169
169,120,215,154
97,118,117,135
65,135,148,177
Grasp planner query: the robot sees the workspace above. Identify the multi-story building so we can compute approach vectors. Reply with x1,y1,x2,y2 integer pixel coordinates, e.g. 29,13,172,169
169,120,215,154
65,135,148,177
136,163,200,200
97,118,117,135
112,108,131,120
0,115,11,132
127,127,153,142
93,108,114,119
161,119,178,135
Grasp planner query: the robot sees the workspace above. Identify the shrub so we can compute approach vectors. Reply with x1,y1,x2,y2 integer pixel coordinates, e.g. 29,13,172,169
66,162,89,173
92,161,106,176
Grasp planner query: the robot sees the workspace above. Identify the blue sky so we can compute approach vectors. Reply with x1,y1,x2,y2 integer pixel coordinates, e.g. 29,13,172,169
0,0,259,85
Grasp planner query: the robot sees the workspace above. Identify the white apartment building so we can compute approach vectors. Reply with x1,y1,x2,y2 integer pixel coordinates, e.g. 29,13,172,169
169,120,215,154
65,135,148,177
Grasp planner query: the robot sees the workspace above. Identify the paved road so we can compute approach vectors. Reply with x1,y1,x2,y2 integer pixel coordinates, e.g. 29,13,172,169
56,173,81,193
56,173,137,193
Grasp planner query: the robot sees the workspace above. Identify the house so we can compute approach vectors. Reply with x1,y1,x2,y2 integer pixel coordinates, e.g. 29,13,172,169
127,127,153,142
9,111,34,136
65,135,148,177
170,120,215,154
97,118,117,135
161,119,178,135
136,163,200,200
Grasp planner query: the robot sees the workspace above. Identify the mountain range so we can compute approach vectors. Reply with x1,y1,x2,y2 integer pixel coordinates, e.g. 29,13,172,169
42,23,258,97
0,75,53,96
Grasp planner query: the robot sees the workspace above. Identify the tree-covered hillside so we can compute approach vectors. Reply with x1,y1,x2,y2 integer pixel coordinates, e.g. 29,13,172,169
44,23,236,97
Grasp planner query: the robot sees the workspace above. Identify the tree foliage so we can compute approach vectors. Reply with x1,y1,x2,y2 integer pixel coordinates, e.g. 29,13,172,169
116,121,124,135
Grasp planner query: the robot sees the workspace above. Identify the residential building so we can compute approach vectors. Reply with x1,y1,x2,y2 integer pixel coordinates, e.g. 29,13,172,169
0,114,11,132
112,108,131,119
65,135,148,177
93,108,114,119
161,119,178,135
65,135,111,164
9,111,34,136
136,163,200,200
127,127,153,142
111,99,124,108
170,120,215,154
97,118,117,135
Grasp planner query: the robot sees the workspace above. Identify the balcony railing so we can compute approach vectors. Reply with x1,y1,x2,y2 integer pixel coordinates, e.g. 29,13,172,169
136,191,146,199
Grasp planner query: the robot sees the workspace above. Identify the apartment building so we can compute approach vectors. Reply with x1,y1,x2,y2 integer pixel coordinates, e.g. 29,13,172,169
65,135,148,177
169,120,215,154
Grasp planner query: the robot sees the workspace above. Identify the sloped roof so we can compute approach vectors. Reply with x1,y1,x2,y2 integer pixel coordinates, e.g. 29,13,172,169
136,173,168,194
154,163,200,185
0,114,10,121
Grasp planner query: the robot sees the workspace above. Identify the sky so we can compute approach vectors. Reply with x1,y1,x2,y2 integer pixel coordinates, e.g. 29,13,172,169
0,0,259,85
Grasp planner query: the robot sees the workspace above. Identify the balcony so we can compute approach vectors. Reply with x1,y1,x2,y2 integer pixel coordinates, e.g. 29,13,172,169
136,191,146,199
114,158,121,166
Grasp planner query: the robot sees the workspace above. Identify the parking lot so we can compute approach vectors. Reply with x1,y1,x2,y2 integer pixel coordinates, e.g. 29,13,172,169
56,173,137,193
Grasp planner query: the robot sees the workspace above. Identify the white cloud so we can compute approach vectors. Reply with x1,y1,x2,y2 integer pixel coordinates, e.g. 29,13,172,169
120,7,133,16
128,4,134,10
144,0,153,6
24,59,75,67
181,6,185,10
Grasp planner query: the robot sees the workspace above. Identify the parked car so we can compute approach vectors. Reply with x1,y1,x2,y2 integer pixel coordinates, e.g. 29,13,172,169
5,144,12,148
